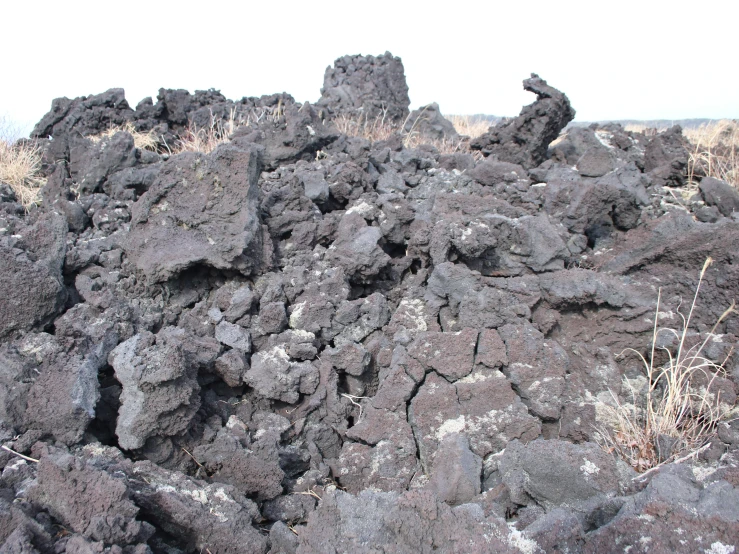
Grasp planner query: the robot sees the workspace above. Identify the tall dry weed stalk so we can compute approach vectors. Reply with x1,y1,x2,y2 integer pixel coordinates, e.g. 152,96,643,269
596,258,737,473
684,120,738,187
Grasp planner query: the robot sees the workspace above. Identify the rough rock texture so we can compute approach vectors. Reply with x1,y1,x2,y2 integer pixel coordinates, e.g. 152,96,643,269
0,212,67,339
2,54,738,553
109,331,201,450
471,74,576,168
403,103,459,141
317,52,411,122
124,143,263,282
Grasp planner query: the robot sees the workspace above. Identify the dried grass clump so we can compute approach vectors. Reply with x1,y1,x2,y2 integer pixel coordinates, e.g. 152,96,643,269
332,110,468,155
0,137,46,209
175,111,238,155
448,115,491,139
89,122,158,151
332,112,398,143
595,258,737,473
684,120,738,187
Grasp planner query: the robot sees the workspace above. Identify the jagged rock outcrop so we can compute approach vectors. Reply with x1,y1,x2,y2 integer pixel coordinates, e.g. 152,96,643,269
1,53,737,554
471,73,576,168
317,51,411,123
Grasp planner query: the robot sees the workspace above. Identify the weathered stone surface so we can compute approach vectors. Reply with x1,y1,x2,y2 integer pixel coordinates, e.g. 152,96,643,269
28,450,152,545
129,460,267,554
410,371,540,469
644,125,689,187
403,103,459,141
585,466,739,553
407,328,478,381
0,212,67,339
428,433,482,506
245,346,318,403
124,143,263,282
499,440,621,511
337,406,419,493
318,52,411,123
700,176,739,217
470,74,576,169
498,323,569,420
298,488,517,553
109,331,200,450
192,426,284,500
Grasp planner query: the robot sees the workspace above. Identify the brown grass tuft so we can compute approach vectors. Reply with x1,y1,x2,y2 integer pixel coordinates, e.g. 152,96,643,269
0,137,46,209
331,110,470,155
595,258,737,473
684,120,738,187
448,115,491,140
89,122,159,151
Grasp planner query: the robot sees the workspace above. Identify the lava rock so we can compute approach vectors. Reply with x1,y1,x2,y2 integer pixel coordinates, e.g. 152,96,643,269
471,74,576,169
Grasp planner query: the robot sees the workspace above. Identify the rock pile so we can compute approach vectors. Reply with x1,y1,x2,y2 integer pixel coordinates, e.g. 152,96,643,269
1,52,738,553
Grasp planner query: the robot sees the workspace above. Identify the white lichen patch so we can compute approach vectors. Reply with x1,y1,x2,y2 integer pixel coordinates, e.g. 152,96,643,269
346,201,374,216
289,302,306,328
705,542,735,554
507,524,542,554
580,458,600,476
692,465,719,482
458,371,491,384
435,415,466,440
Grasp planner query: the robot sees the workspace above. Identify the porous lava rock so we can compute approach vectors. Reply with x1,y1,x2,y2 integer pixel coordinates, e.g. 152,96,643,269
317,51,411,123
471,73,576,168
2,52,738,554
124,142,263,282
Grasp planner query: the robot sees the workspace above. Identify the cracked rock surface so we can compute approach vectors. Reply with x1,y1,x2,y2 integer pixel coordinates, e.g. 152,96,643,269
0,51,738,553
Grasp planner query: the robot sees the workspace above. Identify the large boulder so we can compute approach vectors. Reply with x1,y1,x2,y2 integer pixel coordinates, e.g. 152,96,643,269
0,212,67,339
109,331,201,450
317,52,411,123
498,439,622,511
644,125,689,187
403,103,459,142
471,74,576,169
28,449,153,545
124,142,264,282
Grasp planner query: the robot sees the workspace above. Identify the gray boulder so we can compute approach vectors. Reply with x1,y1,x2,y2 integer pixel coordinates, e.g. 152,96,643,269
245,345,319,403
499,439,621,511
403,103,459,142
317,51,411,123
28,449,153,545
644,125,689,187
124,142,263,282
109,331,201,450
428,433,482,506
700,176,739,217
0,212,67,339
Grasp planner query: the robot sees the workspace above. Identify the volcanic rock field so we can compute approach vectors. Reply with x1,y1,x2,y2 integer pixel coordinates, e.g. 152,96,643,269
1,51,738,553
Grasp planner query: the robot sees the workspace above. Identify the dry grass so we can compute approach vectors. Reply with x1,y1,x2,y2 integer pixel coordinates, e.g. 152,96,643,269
89,122,159,151
175,109,239,155
595,258,737,473
448,115,491,139
332,111,399,143
332,110,468,155
684,120,738,187
0,137,46,209
172,104,286,155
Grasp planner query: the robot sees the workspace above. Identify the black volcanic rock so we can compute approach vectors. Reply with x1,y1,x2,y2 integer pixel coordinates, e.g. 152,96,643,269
471,73,576,168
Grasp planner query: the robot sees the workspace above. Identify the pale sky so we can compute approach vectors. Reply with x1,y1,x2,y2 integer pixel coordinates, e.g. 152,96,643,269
4,0,738,137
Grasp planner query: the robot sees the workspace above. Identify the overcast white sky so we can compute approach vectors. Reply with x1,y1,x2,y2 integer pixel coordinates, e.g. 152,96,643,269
3,0,738,137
